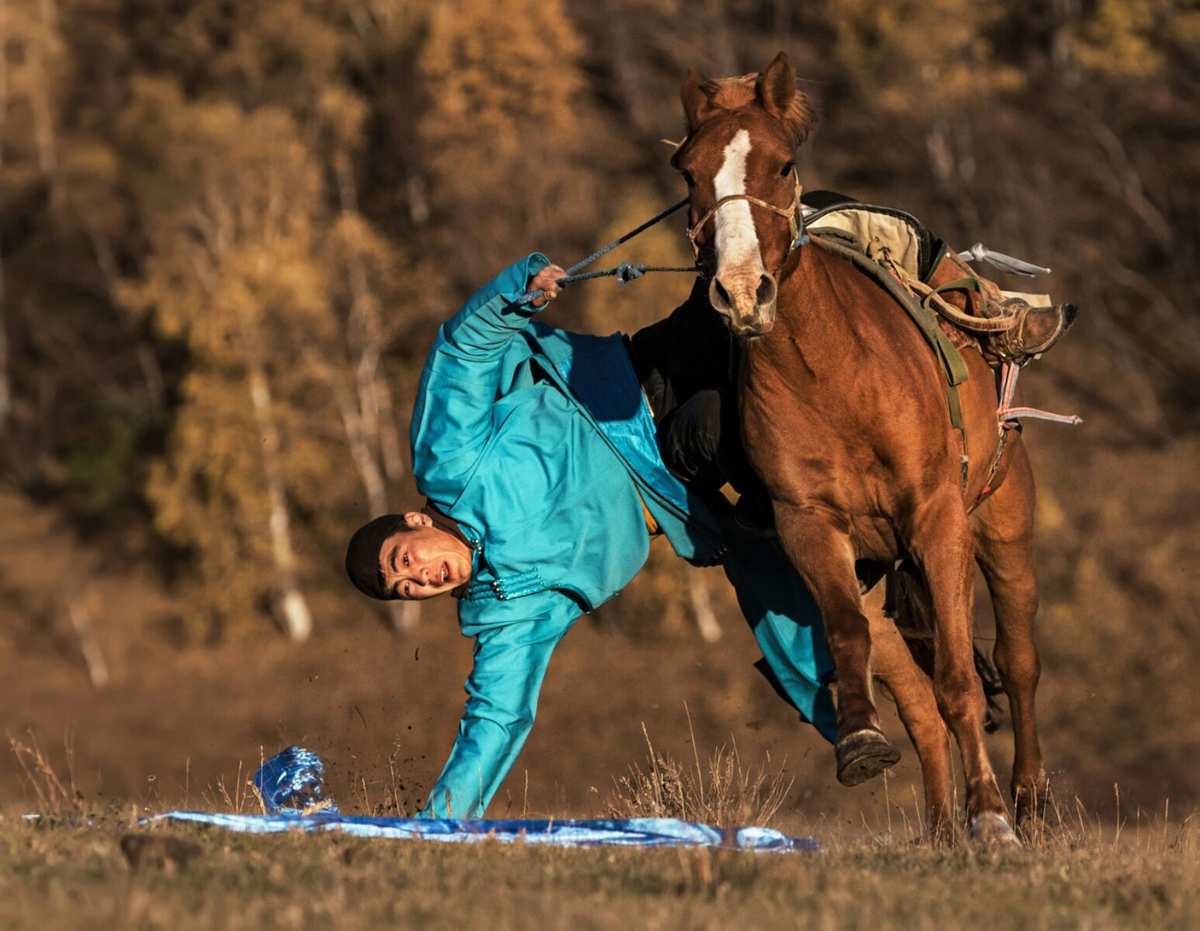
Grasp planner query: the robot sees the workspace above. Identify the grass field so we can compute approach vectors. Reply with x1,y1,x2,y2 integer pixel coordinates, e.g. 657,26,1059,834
6,730,1199,930
3,807,1196,930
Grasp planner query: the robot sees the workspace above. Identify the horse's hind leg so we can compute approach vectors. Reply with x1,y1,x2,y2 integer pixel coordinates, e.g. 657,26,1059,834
910,492,1015,844
866,585,955,840
971,439,1047,827
772,503,900,785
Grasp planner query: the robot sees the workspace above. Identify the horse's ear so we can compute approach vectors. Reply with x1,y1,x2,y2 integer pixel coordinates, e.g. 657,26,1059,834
681,68,714,132
758,51,813,146
757,51,796,121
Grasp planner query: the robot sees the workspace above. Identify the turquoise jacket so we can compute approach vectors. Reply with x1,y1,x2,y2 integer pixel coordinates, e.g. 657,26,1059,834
411,254,835,818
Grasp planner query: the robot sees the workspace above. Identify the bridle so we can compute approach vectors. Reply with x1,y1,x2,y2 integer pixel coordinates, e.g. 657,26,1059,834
685,173,806,266
511,165,805,305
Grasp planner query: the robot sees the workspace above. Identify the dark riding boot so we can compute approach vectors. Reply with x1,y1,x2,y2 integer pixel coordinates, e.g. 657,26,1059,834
732,488,777,538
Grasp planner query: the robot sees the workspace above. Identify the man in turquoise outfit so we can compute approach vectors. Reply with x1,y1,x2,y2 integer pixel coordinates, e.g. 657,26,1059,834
345,253,836,819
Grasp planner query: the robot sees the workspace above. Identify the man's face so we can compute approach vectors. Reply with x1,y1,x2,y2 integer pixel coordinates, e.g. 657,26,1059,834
377,512,473,600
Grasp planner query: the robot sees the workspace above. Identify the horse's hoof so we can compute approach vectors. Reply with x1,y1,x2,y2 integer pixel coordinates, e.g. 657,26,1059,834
968,812,1021,848
836,728,901,786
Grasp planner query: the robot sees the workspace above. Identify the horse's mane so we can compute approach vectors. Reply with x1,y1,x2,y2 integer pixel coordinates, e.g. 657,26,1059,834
699,73,816,146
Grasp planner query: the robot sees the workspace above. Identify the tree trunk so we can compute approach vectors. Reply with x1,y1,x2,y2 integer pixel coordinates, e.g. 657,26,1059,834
0,0,9,433
0,294,10,434
353,353,419,637
66,596,109,688
688,571,722,643
329,371,418,635
375,372,407,483
247,365,313,642
29,0,61,207
330,160,419,634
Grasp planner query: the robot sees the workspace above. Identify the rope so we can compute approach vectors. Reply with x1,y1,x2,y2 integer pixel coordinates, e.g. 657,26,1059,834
516,198,693,305
560,262,698,285
877,250,1020,334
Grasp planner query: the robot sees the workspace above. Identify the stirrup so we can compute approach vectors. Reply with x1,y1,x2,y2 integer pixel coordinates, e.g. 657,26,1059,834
991,298,1078,364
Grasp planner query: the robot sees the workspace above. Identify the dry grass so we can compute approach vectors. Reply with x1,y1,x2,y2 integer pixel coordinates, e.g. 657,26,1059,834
202,759,266,815
7,731,83,819
606,715,794,828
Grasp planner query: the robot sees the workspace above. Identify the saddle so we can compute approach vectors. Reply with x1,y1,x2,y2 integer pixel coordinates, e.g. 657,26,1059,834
801,196,1077,367
798,193,1082,508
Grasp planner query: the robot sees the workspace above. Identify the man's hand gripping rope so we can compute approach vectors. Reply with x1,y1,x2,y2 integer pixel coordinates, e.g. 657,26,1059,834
526,264,568,308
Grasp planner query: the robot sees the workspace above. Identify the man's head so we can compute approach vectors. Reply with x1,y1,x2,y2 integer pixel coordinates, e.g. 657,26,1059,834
345,511,473,601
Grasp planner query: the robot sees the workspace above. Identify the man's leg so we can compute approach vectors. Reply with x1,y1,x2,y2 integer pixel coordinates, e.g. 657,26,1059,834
723,534,838,743
657,389,726,490
627,283,773,525
656,386,776,533
631,287,833,742
627,278,732,418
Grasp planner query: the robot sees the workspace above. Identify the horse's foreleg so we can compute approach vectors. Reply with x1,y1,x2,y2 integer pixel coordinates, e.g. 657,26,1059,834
772,503,900,786
972,440,1047,828
867,588,955,841
911,493,1015,844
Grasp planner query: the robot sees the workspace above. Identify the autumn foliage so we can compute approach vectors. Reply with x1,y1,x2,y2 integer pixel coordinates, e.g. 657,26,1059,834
1,1,1197,800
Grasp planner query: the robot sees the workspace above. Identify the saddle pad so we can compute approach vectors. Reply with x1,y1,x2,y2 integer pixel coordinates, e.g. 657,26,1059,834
999,289,1053,308
804,203,936,281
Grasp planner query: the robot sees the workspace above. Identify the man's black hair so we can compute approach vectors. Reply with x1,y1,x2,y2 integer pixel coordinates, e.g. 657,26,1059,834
345,514,411,600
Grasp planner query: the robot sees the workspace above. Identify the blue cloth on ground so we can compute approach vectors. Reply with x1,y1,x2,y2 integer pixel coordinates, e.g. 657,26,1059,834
151,810,818,852
149,747,817,852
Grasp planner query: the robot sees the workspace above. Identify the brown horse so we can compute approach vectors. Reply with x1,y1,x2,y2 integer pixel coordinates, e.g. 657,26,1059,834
672,53,1047,843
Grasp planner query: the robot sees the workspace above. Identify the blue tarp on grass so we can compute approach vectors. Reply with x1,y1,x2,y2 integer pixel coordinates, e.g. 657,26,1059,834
150,811,819,852
146,746,818,853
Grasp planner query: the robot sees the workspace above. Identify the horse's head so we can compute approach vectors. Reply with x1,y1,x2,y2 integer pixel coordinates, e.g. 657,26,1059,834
672,52,813,338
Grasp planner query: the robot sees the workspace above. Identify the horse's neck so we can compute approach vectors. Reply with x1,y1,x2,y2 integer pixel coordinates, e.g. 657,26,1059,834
753,242,927,391
775,244,868,343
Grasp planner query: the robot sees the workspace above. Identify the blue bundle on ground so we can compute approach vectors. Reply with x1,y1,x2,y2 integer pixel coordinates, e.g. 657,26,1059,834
150,747,818,853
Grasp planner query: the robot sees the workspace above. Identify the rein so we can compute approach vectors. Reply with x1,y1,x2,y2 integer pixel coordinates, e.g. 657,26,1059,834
516,198,697,305
516,173,807,305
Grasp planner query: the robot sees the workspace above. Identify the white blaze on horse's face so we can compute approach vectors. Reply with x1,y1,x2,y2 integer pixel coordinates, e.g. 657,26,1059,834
708,128,779,337
713,130,761,273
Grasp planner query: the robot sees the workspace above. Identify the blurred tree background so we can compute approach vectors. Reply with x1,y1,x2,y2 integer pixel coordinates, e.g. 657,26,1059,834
1,0,1197,812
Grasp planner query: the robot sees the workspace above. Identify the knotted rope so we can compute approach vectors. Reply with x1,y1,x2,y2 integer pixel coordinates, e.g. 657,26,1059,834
516,198,697,305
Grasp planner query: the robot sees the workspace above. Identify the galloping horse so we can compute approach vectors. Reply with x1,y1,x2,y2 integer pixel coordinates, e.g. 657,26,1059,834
673,52,1046,843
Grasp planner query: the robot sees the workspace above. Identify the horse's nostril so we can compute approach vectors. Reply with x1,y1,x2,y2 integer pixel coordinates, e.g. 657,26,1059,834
756,273,777,308
709,277,733,312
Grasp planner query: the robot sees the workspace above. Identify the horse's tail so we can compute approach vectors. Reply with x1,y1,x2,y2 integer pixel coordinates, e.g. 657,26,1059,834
883,561,1006,733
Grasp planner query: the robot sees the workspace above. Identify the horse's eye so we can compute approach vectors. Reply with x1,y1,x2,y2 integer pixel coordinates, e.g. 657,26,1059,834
780,161,794,178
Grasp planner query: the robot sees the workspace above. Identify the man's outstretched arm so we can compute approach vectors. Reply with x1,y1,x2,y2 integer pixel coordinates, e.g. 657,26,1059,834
411,255,564,505
418,594,579,819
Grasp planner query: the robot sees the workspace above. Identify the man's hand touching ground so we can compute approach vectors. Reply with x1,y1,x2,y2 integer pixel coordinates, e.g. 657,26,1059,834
528,264,567,308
